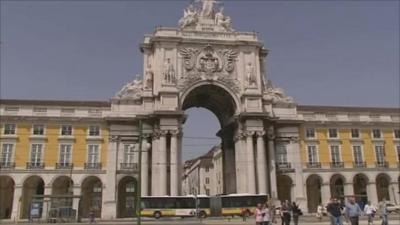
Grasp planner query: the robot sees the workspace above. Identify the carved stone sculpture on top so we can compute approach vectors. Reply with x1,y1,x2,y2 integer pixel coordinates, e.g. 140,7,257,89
215,7,233,31
179,4,198,29
245,62,257,87
197,0,220,18
115,75,143,100
263,79,294,104
162,58,176,85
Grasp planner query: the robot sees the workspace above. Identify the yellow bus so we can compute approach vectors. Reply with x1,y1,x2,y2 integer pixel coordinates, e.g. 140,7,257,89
140,196,198,219
219,194,268,217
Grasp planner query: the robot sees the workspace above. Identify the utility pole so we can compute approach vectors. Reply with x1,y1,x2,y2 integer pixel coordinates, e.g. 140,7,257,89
136,119,143,225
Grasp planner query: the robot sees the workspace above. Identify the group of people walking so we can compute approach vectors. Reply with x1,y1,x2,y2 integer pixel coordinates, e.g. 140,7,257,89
255,200,302,225
325,196,390,225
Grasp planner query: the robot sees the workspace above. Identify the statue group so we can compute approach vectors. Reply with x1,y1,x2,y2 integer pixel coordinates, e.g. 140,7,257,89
179,0,233,31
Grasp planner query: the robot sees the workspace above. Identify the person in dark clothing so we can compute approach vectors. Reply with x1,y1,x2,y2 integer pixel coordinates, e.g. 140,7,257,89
327,198,343,225
281,200,292,225
291,202,302,225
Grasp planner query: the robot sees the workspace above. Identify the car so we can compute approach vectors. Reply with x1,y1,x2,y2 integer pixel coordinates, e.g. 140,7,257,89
386,203,400,214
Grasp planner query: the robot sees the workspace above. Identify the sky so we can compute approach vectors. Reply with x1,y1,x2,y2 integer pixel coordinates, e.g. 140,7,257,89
1,0,399,160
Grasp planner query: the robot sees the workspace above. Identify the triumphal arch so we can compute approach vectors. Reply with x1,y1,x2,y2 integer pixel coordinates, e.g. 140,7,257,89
105,0,305,215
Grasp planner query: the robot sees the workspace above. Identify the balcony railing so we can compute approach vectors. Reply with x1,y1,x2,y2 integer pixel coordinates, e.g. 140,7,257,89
276,162,291,169
55,163,74,169
353,161,367,168
120,163,139,170
0,162,15,169
84,163,102,170
330,162,344,168
306,162,321,168
375,161,388,168
26,162,45,169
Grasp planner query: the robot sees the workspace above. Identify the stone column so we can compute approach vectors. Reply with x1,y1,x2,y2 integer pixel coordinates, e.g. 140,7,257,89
234,131,246,193
170,130,179,196
321,182,330,206
151,132,160,196
41,185,52,220
256,131,267,194
11,185,22,221
72,185,81,221
101,136,118,219
158,131,168,195
267,126,278,199
246,131,256,194
290,136,306,208
367,182,379,205
141,137,150,196
344,182,354,196
390,182,399,204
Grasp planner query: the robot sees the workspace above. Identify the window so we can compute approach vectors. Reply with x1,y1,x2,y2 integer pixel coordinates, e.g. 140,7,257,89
328,128,338,138
307,145,318,163
3,124,16,135
306,128,315,138
61,125,72,136
205,177,210,184
352,145,363,164
276,144,288,163
1,144,14,164
32,125,45,135
375,145,385,163
205,167,210,172
351,129,360,138
394,129,400,139
396,145,400,162
88,144,99,163
31,144,43,165
59,144,72,164
123,144,135,164
372,129,381,139
126,182,135,193
205,189,210,196
88,125,100,136
330,145,341,163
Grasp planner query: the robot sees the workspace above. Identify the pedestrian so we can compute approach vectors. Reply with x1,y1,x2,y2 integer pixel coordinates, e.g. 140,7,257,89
345,197,362,225
263,203,271,225
255,203,265,225
364,201,377,225
89,209,96,224
378,199,389,225
327,198,343,225
291,202,302,225
317,204,324,221
281,200,291,225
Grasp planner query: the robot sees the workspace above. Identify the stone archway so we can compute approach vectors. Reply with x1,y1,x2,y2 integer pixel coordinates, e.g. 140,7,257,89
51,176,74,209
80,176,102,218
353,173,368,203
0,176,14,219
330,174,345,201
277,174,292,202
21,176,44,219
117,176,137,218
306,174,322,213
181,83,238,194
376,173,390,202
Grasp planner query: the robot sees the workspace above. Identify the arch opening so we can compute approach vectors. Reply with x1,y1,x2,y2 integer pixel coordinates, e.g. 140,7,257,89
21,176,44,219
117,176,137,218
376,173,390,202
330,174,345,201
277,175,292,202
0,176,15,219
80,176,102,218
353,174,368,204
306,175,322,213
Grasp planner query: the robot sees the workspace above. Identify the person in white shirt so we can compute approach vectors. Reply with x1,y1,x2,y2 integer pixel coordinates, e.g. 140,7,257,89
263,203,271,225
364,201,377,225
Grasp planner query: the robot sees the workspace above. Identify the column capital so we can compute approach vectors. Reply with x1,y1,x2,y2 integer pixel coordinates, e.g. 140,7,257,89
109,135,120,142
234,130,245,141
244,130,255,137
169,130,181,137
266,126,275,140
290,136,299,143
256,131,266,137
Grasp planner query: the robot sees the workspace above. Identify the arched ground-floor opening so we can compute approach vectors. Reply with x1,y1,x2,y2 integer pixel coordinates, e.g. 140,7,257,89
80,176,102,218
277,174,292,202
330,174,345,201
0,176,15,219
21,176,44,219
306,174,322,213
51,176,74,209
376,173,390,202
117,176,137,218
353,173,368,204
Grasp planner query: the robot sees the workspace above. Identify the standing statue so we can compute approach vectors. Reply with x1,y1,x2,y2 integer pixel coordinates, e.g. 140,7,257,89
145,64,153,89
246,62,257,86
197,0,219,18
179,4,198,28
215,7,224,25
163,58,175,84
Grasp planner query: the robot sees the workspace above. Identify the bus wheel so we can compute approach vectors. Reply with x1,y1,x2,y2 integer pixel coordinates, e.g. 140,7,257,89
153,211,162,219
198,211,207,218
